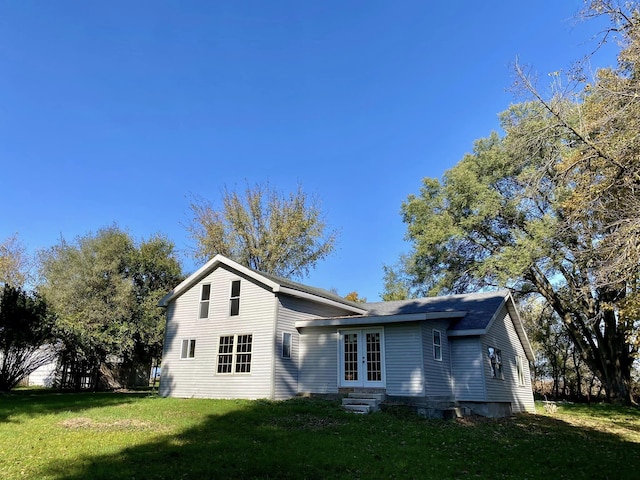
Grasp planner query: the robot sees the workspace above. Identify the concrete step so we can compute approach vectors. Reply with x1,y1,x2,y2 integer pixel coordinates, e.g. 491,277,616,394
342,394,384,413
343,403,371,414
342,398,379,408
348,392,386,401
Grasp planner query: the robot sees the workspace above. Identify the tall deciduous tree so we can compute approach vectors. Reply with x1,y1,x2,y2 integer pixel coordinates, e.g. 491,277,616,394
389,102,637,403
0,234,31,287
187,183,338,279
0,284,56,391
387,0,640,404
514,0,640,291
128,235,184,376
38,226,182,389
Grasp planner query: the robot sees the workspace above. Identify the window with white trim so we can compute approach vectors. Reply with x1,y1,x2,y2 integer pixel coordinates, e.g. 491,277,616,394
433,330,442,361
180,339,196,359
282,332,292,359
488,347,503,379
235,334,252,373
199,284,211,319
516,355,526,386
217,334,252,374
230,280,241,316
217,336,234,373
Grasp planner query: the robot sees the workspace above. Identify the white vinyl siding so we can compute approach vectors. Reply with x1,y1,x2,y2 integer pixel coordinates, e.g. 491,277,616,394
423,321,453,396
482,307,535,413
298,327,338,394
160,266,274,399
385,324,423,396
450,337,486,401
278,296,357,398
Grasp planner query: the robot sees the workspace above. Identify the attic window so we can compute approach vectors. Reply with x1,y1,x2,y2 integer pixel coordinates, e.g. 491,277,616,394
230,280,241,316
433,330,442,361
199,284,211,319
488,347,503,379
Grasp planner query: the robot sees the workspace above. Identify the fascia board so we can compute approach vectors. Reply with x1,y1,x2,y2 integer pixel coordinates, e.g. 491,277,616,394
158,254,280,307
505,292,536,363
295,310,467,329
446,329,487,337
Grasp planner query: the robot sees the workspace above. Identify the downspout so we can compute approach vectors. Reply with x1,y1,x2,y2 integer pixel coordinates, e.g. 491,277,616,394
270,292,280,400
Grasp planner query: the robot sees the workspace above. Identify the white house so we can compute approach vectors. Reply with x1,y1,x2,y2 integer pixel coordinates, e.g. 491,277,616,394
158,255,535,416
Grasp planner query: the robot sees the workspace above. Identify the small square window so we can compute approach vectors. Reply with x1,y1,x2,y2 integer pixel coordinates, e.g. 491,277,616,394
181,339,196,359
433,330,442,361
282,332,292,359
230,280,241,316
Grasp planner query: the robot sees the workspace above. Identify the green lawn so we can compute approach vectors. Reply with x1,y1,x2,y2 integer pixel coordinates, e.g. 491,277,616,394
0,390,639,479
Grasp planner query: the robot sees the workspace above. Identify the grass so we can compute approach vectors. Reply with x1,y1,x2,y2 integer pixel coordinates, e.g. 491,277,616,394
0,390,639,479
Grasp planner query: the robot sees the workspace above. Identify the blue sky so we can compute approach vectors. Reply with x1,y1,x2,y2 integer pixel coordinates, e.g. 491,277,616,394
1,1,616,301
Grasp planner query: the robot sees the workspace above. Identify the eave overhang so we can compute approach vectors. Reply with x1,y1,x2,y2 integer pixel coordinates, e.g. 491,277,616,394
295,310,467,329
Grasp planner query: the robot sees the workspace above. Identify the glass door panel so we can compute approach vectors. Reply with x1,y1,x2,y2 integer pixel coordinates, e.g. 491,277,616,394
366,332,382,382
343,333,359,382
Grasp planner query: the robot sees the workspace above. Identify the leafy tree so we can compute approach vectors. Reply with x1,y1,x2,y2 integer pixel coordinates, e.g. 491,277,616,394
344,291,367,303
38,227,182,389
520,297,602,401
381,256,413,301
187,182,338,279
0,234,31,287
390,101,637,403
387,1,640,404
0,284,56,391
514,0,640,291
127,235,184,381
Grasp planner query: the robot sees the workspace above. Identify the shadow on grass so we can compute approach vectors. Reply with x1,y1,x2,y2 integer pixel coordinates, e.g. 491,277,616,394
31,395,640,480
0,388,151,424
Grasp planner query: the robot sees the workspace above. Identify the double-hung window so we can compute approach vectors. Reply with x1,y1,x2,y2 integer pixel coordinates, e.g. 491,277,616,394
199,284,211,319
433,330,442,361
180,339,196,359
230,280,241,316
217,334,252,373
217,336,234,373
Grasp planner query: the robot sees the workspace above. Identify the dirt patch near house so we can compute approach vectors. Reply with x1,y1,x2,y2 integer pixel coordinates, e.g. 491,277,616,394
60,417,158,431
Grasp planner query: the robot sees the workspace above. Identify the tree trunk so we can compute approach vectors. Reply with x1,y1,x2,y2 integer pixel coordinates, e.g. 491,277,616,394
601,355,634,404
530,272,635,405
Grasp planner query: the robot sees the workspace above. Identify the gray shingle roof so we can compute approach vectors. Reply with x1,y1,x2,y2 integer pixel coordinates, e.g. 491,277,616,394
249,269,365,310
364,290,509,331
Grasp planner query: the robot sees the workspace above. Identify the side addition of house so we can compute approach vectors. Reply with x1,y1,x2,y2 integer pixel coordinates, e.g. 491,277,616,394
158,255,535,416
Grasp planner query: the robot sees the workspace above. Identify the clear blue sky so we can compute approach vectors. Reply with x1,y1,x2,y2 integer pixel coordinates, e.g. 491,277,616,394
0,1,616,301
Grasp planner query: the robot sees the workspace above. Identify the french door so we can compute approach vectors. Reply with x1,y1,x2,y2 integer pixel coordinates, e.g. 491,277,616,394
339,328,385,388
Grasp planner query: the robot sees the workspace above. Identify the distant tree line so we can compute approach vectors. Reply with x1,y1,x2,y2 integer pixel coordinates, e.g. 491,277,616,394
0,183,338,391
0,228,183,391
